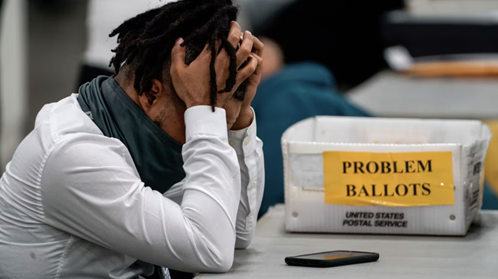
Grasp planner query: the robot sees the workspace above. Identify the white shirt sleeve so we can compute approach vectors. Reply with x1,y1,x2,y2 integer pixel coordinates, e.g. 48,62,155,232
227,108,265,249
40,106,240,273
164,108,265,249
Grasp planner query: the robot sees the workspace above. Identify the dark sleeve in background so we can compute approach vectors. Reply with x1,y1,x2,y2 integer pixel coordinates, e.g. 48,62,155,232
28,0,78,10
256,0,405,90
382,12,498,58
77,64,114,90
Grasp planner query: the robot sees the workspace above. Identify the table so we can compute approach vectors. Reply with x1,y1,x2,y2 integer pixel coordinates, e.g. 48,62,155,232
346,71,498,120
196,205,498,279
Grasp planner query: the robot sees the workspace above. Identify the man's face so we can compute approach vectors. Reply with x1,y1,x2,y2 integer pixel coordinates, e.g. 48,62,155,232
137,78,187,144
140,77,244,145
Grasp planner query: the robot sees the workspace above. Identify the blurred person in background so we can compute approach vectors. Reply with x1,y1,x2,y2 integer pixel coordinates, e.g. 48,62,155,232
254,38,369,216
0,1,265,278
236,0,404,215
255,0,405,90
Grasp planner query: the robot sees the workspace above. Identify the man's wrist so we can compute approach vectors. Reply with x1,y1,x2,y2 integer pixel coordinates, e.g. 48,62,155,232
185,101,209,109
231,107,253,131
185,106,228,141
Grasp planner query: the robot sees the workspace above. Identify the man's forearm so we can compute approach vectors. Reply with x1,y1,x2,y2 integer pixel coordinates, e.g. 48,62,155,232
41,106,242,273
228,110,265,249
233,136,264,249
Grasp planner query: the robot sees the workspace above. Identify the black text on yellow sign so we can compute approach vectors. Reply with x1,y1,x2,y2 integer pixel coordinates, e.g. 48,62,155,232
323,151,455,206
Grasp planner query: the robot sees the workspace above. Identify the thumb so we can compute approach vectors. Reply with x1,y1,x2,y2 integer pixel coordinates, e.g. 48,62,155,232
171,38,187,73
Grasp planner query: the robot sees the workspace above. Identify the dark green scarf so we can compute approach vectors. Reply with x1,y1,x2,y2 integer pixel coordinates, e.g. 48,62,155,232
77,76,186,194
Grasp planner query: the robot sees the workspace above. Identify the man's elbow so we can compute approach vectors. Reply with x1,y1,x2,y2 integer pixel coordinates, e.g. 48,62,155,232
201,251,234,273
215,254,234,273
235,237,252,250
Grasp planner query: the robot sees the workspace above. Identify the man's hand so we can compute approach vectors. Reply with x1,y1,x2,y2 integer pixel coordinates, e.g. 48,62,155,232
229,35,264,130
170,22,259,109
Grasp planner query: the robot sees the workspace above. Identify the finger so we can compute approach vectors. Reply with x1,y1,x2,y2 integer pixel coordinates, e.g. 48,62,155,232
251,36,265,57
215,39,223,54
214,37,228,64
239,53,263,75
237,54,259,84
227,21,242,49
195,41,210,59
251,53,264,77
237,31,254,68
214,39,229,71
171,38,187,73
216,22,241,66
203,39,223,55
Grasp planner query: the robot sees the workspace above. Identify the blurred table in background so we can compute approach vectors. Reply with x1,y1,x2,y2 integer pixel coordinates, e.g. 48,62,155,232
347,71,498,120
196,204,498,279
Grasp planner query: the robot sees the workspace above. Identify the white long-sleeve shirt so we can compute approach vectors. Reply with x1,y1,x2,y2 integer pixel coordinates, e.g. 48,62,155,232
0,94,264,278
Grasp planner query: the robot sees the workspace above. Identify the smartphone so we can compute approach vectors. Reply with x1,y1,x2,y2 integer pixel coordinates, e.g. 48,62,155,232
285,250,379,268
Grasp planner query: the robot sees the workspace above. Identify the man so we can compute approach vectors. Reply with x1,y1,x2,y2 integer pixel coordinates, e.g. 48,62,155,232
0,0,265,278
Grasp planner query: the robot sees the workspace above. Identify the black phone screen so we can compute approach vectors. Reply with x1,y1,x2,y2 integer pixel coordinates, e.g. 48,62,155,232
286,250,379,268
294,251,372,260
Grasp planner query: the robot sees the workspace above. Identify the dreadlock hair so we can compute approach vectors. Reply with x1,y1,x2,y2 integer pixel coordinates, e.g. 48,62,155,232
109,0,247,111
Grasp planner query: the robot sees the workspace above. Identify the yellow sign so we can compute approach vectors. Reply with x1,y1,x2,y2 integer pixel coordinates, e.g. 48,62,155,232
483,120,498,195
323,151,455,206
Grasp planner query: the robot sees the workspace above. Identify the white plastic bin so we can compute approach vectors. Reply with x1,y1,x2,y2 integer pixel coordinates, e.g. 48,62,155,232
282,116,492,235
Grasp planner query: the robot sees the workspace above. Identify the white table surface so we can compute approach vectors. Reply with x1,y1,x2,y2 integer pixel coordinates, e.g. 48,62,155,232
196,204,498,279
347,71,498,120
